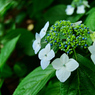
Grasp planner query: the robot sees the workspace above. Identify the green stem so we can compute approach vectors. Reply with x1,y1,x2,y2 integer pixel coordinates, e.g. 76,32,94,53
60,82,64,95
73,49,81,95
73,49,77,60
77,69,81,95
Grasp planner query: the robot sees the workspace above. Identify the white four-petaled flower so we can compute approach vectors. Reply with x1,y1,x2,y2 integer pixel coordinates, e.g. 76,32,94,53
77,5,85,14
52,53,79,82
88,41,95,64
65,5,74,15
32,33,41,54
39,21,49,38
38,43,55,70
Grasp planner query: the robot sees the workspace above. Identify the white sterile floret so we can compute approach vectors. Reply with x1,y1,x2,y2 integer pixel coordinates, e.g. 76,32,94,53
32,33,41,54
65,5,74,15
83,1,90,8
38,43,55,70
88,41,95,64
39,21,49,38
52,53,79,82
72,21,82,27
77,5,85,14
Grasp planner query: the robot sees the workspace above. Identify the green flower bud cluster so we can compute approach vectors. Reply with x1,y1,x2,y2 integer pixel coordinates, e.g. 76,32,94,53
45,20,91,54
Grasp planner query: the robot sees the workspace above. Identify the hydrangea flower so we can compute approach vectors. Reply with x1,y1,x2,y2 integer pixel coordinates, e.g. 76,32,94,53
38,43,55,70
77,5,85,14
65,5,74,15
52,53,79,82
88,41,95,64
32,33,41,54
40,21,49,38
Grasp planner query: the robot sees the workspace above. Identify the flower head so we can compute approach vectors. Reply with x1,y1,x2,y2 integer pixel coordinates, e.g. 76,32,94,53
38,43,55,70
65,5,74,15
52,53,79,82
32,33,41,54
88,41,95,64
77,5,85,14
40,21,49,38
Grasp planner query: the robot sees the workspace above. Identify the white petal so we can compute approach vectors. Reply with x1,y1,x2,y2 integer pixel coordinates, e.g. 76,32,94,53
45,43,50,54
93,41,95,46
52,58,63,69
66,59,79,71
35,45,41,54
35,33,41,41
56,67,71,82
65,5,74,15
88,45,95,54
44,21,49,30
60,53,69,65
32,40,41,54
74,21,82,25
40,21,49,38
47,50,55,60
91,54,95,64
32,40,37,50
38,49,46,59
77,5,85,14
40,59,50,70
40,28,46,39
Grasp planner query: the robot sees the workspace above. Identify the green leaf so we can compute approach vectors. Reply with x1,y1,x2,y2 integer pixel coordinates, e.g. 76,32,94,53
86,7,95,15
0,35,20,69
13,62,27,77
0,64,13,78
60,71,79,95
0,0,15,16
76,54,95,95
38,79,61,95
0,0,11,12
85,8,95,31
1,28,35,56
0,23,4,36
32,0,54,13
15,12,26,24
79,67,95,95
13,65,55,95
76,54,95,72
54,67,95,95
66,14,83,23
43,5,67,24
0,79,4,88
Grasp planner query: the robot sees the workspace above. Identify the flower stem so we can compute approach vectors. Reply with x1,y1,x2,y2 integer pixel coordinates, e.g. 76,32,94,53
60,82,64,95
73,49,77,60
73,49,81,95
77,69,81,95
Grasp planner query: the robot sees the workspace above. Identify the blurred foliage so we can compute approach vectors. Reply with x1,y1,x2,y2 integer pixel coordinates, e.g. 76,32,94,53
0,0,95,95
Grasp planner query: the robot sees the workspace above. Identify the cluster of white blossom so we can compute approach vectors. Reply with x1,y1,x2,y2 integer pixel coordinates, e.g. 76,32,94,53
65,1,90,15
32,21,95,82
